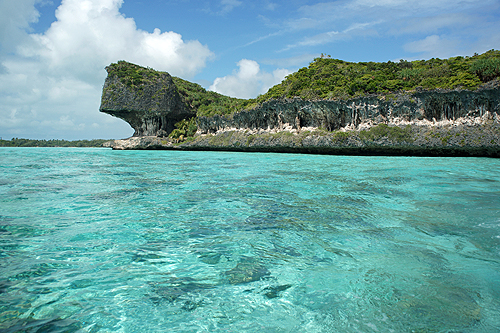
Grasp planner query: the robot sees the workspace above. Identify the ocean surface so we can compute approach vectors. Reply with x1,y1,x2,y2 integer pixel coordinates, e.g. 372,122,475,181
1,148,499,332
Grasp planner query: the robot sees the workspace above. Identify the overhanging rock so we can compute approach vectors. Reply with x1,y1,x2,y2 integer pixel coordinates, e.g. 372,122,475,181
99,61,195,137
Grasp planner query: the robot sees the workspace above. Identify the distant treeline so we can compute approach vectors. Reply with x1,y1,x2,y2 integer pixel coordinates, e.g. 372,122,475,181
0,138,109,147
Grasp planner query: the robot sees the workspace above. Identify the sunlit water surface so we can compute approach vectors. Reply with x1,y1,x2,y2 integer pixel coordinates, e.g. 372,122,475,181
1,148,499,332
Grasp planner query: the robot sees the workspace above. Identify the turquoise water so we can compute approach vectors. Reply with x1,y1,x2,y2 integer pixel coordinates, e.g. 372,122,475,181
1,148,499,332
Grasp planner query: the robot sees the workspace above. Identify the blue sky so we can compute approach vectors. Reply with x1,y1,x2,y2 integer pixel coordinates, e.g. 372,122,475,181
1,0,499,140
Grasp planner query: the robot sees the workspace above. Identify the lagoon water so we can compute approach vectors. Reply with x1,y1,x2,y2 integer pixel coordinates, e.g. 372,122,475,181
1,148,499,332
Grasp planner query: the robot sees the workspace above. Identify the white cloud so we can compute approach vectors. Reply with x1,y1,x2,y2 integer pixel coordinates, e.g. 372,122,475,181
219,0,242,14
265,2,278,11
0,60,132,139
282,21,380,51
261,54,317,68
209,59,292,99
0,0,214,139
0,0,39,53
284,0,499,58
403,35,459,58
29,0,213,83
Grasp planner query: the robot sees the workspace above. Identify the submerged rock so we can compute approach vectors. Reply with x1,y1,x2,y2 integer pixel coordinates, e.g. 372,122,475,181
223,257,271,284
263,284,293,299
132,252,167,263
198,252,223,265
0,316,82,333
150,277,215,304
393,283,482,331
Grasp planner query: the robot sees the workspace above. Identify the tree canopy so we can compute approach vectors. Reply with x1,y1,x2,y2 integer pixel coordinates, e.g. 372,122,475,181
254,49,500,104
171,50,500,118
107,50,500,125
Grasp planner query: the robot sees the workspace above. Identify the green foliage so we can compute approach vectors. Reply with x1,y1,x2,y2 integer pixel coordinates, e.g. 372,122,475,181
359,124,412,143
107,61,161,88
332,130,351,142
254,50,500,104
105,51,499,119
470,57,500,82
0,138,108,147
168,117,198,140
172,77,250,117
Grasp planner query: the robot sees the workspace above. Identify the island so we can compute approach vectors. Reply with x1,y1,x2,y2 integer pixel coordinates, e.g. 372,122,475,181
100,51,500,157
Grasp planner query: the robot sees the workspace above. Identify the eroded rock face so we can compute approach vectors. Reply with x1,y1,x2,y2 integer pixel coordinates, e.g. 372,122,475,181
197,82,500,134
99,61,500,154
99,62,195,136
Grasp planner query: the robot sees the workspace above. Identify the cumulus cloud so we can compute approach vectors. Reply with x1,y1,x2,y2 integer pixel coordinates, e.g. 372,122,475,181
28,0,213,83
0,0,214,139
209,59,292,99
0,0,39,53
0,60,132,139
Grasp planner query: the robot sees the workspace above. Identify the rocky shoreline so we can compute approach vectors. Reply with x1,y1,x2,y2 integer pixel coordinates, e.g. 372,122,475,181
100,61,500,157
104,111,500,157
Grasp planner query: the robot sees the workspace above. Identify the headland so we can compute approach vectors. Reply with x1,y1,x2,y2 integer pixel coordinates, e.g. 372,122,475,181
100,51,500,157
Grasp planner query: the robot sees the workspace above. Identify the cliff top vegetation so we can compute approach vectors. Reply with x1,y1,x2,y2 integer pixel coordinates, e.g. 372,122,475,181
105,60,249,117
171,77,250,117
106,50,500,119
253,49,500,105
106,61,164,88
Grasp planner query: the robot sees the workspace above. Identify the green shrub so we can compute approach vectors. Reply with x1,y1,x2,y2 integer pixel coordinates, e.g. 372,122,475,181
107,61,162,89
169,117,197,140
332,130,351,142
172,77,249,117
106,51,500,118
254,50,499,105
359,124,412,142
470,57,500,82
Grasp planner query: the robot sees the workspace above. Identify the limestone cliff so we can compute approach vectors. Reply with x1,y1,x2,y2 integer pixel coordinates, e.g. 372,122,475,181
100,60,500,156
99,61,195,136
196,81,500,134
